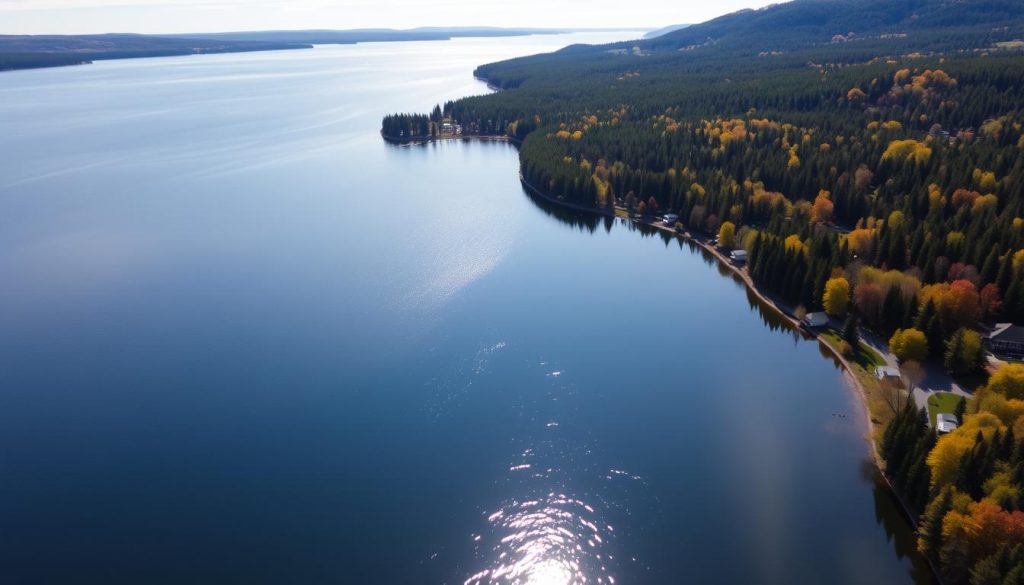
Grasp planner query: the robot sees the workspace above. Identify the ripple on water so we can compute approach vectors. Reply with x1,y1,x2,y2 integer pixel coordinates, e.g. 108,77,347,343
465,491,617,585
465,429,628,585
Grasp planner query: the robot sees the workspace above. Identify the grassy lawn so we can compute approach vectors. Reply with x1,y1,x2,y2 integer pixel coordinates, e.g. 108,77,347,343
820,330,886,370
927,392,964,427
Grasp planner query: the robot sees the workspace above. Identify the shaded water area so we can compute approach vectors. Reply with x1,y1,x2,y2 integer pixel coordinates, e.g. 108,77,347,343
0,34,933,584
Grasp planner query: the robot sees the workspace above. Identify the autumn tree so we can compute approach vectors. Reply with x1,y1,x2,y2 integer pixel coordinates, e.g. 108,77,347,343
980,284,1002,320
890,328,929,362
811,190,833,224
856,282,884,326
944,328,983,374
989,364,1024,400
823,277,850,317
718,221,736,249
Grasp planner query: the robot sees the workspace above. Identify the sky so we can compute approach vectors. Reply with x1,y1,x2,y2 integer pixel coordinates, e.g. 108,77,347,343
0,0,782,35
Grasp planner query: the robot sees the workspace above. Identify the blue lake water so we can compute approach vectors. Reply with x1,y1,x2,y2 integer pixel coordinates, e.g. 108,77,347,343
0,34,932,584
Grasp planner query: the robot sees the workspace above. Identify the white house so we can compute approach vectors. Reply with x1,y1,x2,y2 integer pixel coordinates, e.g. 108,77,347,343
875,365,902,385
729,249,748,264
936,413,959,435
662,214,679,225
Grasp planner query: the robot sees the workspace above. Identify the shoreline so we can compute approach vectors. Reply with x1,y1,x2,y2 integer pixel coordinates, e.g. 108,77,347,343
517,175,946,582
381,132,516,146
378,120,940,578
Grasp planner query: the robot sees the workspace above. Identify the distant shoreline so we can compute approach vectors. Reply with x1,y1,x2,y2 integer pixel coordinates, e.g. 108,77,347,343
0,28,648,73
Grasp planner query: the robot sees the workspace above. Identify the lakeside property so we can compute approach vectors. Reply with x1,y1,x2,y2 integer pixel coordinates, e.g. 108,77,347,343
383,5,1024,577
514,160,1024,585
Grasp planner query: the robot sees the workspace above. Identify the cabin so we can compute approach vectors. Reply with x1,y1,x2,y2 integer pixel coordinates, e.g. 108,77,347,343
987,323,1024,358
936,413,959,435
729,249,748,264
875,365,903,385
662,214,679,225
802,312,829,329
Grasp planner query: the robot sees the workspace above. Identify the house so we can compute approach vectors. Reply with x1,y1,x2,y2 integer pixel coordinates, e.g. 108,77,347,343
875,365,902,385
987,323,1024,358
802,312,829,329
936,413,959,435
662,214,679,225
729,249,748,264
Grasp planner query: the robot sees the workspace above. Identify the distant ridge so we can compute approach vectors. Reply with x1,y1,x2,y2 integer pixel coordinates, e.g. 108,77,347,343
171,27,573,45
641,0,1024,51
642,24,690,39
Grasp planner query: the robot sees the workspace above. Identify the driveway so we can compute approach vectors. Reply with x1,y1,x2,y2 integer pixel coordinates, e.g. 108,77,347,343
858,328,972,412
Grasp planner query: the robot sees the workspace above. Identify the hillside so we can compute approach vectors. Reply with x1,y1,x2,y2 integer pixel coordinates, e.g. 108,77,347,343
642,24,689,39
643,0,1024,50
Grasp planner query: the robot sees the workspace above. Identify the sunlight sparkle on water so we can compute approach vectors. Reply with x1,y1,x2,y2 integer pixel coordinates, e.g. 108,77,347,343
465,492,615,585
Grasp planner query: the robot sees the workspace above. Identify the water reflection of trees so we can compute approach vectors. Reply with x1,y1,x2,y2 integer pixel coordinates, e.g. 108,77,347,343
864,460,938,585
524,188,808,345
522,187,612,234
522,173,936,584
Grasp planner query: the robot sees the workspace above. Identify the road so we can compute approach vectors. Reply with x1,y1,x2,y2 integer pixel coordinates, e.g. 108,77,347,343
859,329,972,414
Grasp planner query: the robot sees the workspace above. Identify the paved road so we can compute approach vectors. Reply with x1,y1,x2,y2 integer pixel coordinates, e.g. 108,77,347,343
859,329,972,414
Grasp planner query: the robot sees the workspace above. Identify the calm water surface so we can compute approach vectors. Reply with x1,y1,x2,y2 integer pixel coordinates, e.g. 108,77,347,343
0,34,932,584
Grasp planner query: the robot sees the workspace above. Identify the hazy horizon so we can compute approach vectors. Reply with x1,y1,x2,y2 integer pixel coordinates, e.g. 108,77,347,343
0,0,782,35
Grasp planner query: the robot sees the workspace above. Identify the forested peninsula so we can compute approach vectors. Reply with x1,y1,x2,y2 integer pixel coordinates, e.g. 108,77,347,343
383,1,1024,582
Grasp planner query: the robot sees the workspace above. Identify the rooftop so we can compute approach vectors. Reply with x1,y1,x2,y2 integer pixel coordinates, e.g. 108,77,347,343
876,366,901,379
990,323,1024,344
936,413,959,434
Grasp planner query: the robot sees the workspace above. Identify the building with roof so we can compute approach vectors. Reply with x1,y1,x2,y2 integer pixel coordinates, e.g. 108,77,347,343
936,413,959,435
802,312,829,329
875,365,902,385
987,323,1024,358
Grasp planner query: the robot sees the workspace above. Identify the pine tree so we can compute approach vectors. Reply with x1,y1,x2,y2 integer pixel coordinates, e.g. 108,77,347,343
842,313,860,347
919,487,953,558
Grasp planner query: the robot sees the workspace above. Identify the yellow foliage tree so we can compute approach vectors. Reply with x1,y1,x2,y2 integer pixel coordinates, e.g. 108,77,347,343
974,388,1024,428
882,139,933,165
928,412,1006,488
846,228,877,258
1013,249,1024,273
784,234,807,255
889,328,929,362
988,363,1024,399
718,221,736,248
823,277,851,317
974,169,998,192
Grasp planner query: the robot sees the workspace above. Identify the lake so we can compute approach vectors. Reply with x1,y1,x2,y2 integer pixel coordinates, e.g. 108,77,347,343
0,33,932,584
